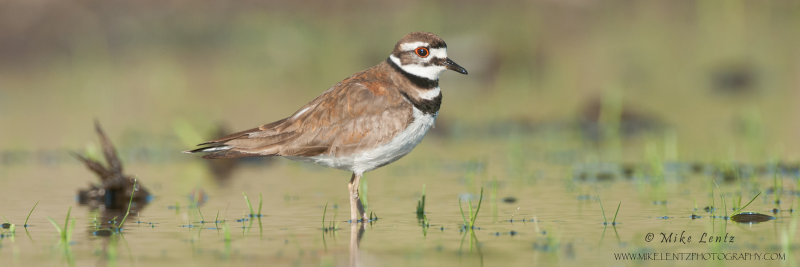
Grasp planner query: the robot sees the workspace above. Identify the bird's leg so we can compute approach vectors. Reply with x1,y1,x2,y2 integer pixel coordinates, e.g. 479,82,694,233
348,172,368,222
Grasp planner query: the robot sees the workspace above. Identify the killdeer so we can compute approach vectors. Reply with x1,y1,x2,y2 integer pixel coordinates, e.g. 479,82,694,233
186,32,467,222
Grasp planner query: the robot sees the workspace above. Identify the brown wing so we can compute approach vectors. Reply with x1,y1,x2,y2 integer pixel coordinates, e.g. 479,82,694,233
191,68,413,159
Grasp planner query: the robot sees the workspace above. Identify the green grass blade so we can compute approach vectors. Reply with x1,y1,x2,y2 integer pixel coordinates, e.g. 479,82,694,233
243,192,254,216
612,202,621,224
118,180,137,229
223,222,231,243
47,217,62,236
360,178,369,212
736,194,742,210
599,198,608,223
470,188,484,227
63,206,72,240
458,199,467,226
257,193,263,216
773,171,781,204
733,192,762,215
24,200,39,227
416,184,426,219
196,205,205,222
331,204,338,229
467,199,474,226
722,194,728,217
67,218,75,243
48,207,72,242
322,202,328,230
711,187,716,215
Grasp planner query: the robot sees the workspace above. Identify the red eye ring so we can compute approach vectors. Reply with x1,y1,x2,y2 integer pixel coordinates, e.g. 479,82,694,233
414,47,429,58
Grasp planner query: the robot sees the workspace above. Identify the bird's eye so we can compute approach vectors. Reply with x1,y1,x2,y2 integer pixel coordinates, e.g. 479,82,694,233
414,47,429,58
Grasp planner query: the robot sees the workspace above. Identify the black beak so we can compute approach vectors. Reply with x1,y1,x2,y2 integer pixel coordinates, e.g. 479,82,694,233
444,58,468,75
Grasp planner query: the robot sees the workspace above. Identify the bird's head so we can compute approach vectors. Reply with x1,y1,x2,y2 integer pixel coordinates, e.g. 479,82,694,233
389,32,468,80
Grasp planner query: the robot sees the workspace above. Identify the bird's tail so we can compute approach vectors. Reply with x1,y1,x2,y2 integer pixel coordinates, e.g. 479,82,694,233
184,144,267,159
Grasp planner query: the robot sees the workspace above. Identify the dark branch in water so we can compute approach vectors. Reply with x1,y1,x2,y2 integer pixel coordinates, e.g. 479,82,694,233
73,121,150,213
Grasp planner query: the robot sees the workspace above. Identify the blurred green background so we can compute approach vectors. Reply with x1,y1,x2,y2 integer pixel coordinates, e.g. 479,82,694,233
1,0,799,161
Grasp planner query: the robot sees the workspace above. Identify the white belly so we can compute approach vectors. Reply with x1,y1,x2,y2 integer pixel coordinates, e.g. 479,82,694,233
301,107,436,174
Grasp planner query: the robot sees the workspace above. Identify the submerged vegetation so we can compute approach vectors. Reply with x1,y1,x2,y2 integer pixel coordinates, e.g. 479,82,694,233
599,199,621,226
459,188,484,230
242,192,263,218
416,185,426,221
116,179,138,231
24,201,39,228
321,202,338,233
46,207,73,244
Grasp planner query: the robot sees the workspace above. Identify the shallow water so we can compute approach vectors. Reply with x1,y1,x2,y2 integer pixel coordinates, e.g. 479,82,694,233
1,129,797,267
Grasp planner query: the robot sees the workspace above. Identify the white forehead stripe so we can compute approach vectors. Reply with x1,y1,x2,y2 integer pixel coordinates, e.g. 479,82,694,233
400,42,430,51
428,48,447,59
389,55,446,80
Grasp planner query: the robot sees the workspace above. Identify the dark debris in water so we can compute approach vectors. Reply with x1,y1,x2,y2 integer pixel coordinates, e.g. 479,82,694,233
532,238,561,252
92,229,113,237
134,220,158,226
571,161,800,184
730,212,775,223
459,225,482,232
596,172,616,181
690,162,705,174
711,61,757,94
573,163,625,182
72,123,153,232
492,230,518,237
578,97,666,140
621,164,636,178
502,196,517,204
74,121,150,211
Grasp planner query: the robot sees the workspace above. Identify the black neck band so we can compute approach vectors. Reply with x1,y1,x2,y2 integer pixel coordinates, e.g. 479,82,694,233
400,91,442,115
386,58,439,89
